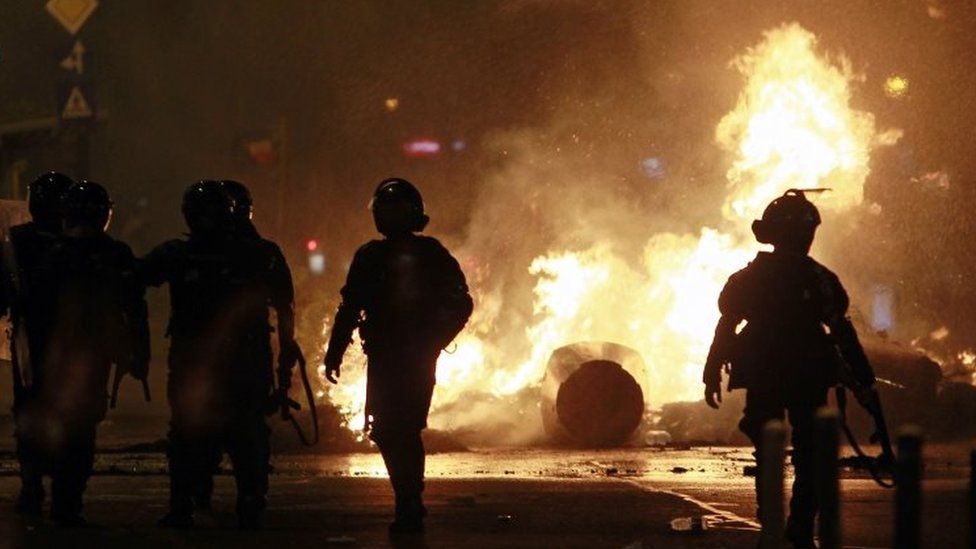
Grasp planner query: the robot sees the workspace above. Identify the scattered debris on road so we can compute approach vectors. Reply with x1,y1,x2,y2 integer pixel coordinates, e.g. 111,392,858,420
669,516,707,534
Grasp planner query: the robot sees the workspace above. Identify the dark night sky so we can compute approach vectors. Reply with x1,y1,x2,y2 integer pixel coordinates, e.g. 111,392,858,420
2,1,970,250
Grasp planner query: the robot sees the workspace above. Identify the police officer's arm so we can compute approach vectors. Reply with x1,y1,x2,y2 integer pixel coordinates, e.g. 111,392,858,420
119,243,151,381
703,275,745,409
129,241,183,381
429,242,473,348
267,243,301,388
0,241,9,318
820,272,877,389
0,234,24,320
323,244,373,383
703,317,738,409
137,240,179,288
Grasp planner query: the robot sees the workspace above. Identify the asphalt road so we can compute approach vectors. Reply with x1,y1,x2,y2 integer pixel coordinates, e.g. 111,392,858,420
0,475,757,549
0,445,970,548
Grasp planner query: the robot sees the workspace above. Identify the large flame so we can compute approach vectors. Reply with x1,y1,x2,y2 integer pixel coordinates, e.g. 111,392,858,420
716,24,900,220
323,23,898,437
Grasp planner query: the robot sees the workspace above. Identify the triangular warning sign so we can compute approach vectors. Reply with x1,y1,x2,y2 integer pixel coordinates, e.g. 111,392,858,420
62,86,93,119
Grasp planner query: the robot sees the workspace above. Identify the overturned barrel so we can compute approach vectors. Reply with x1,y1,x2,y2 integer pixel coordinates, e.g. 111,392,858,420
541,342,646,447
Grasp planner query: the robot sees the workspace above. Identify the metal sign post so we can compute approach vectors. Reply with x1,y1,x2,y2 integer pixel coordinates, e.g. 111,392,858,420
48,2,96,179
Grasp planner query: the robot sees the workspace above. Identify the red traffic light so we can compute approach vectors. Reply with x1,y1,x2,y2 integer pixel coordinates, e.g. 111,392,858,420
306,239,318,252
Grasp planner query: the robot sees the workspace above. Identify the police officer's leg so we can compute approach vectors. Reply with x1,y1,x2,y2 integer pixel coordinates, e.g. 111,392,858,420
161,417,215,527
225,412,271,530
13,406,45,516
50,421,96,525
371,425,426,526
165,421,196,520
739,388,785,522
370,379,434,533
194,445,222,510
397,429,427,518
785,401,825,547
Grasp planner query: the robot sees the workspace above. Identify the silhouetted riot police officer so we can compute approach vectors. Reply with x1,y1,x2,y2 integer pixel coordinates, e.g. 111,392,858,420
1,171,73,520
220,179,302,413
21,181,149,525
703,189,877,548
169,178,302,510
142,181,299,530
324,178,472,534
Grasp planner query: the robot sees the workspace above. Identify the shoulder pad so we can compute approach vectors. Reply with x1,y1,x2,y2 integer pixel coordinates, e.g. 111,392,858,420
356,239,386,256
257,237,284,255
725,261,756,286
807,258,849,314
109,237,135,258
416,235,443,245
807,257,841,285
414,235,454,256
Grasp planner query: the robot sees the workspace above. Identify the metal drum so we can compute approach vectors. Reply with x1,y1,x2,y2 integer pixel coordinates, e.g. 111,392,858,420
541,342,646,447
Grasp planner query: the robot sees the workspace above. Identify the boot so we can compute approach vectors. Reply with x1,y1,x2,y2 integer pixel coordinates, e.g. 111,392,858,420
193,493,212,511
236,495,266,531
785,515,816,548
50,479,86,528
389,494,426,535
51,511,88,528
158,496,195,529
157,511,194,529
15,480,44,518
194,474,214,510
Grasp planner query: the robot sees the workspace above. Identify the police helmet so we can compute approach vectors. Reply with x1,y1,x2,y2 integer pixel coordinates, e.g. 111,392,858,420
28,171,74,226
62,181,113,231
181,180,234,234
221,179,253,221
370,178,429,236
751,189,822,246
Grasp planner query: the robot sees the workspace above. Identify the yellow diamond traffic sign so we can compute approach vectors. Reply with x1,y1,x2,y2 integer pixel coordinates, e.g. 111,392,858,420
46,0,98,36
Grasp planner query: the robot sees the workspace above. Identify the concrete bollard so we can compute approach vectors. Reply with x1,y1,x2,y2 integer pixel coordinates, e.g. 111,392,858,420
969,450,976,549
759,420,787,549
894,425,923,549
815,408,841,549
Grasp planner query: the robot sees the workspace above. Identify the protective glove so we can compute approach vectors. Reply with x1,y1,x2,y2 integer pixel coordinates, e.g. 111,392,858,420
267,383,301,419
323,355,341,384
278,339,303,378
854,383,880,410
704,382,723,409
275,340,304,418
